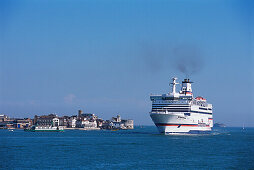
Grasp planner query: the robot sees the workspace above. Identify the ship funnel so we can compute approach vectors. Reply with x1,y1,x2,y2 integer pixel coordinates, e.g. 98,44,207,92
181,78,193,96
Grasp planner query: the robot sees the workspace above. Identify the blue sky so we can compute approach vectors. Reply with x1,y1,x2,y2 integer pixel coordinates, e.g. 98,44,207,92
0,0,253,126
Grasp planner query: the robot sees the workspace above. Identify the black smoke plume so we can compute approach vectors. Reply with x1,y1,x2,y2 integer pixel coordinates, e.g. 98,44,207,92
141,42,204,77
173,44,204,78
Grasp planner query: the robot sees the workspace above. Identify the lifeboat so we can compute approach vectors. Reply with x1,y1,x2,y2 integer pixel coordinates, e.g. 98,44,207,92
195,96,206,101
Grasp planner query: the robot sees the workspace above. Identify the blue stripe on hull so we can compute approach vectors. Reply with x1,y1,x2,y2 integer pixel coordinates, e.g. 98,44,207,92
164,130,212,134
190,111,212,115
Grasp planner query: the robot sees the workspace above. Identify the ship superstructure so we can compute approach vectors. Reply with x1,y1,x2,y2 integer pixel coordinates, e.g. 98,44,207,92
150,77,213,134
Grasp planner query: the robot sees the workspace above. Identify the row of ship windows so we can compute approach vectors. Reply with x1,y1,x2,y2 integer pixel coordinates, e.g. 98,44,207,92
152,108,189,109
152,103,190,106
152,110,190,112
152,108,190,109
152,101,210,107
152,105,190,107
153,101,188,104
199,108,212,110
152,106,190,108
152,107,212,110
152,106,211,110
151,110,212,114
152,108,211,113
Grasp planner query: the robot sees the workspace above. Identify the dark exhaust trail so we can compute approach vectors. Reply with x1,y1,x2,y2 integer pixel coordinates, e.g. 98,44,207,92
173,44,204,78
141,43,204,77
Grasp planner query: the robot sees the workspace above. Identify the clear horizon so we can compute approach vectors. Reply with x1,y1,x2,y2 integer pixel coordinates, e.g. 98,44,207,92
0,0,253,127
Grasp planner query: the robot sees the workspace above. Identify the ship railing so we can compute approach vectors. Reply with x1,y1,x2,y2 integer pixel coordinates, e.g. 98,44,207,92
152,100,190,104
150,111,185,114
150,94,162,96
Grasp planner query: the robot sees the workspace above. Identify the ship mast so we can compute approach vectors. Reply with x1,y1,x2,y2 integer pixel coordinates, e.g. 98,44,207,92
170,77,179,95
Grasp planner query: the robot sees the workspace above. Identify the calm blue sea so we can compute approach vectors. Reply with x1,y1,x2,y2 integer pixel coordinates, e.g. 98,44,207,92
0,127,253,169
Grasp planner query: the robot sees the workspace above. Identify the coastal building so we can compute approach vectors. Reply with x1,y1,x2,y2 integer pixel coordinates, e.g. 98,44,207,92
0,115,32,129
122,119,134,129
52,118,59,127
13,118,32,129
1,110,134,130
68,116,77,128
0,114,14,129
102,115,134,130
34,114,68,128
76,110,99,129
0,121,14,129
0,114,9,122
34,114,57,126
82,119,97,128
96,118,104,128
59,116,68,127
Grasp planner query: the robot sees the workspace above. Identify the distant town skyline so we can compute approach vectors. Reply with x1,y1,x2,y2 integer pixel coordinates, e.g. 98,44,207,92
0,0,253,126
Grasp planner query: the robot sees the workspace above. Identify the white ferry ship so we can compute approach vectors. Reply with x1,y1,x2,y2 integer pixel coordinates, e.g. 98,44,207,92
150,77,213,134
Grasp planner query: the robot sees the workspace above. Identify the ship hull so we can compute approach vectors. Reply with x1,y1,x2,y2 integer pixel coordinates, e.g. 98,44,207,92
150,113,212,134
24,126,64,132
